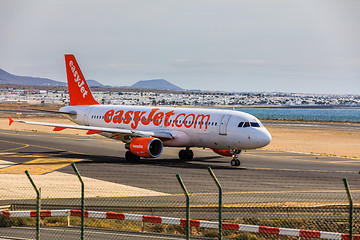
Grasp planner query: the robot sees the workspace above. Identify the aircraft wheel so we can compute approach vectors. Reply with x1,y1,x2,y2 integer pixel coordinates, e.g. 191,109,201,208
179,150,187,161
125,151,140,162
235,159,241,166
186,150,194,161
231,159,237,166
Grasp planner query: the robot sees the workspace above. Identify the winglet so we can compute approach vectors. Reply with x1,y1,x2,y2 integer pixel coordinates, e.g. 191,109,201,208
8,117,14,126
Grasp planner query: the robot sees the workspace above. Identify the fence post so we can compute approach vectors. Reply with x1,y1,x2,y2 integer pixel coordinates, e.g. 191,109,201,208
71,163,85,240
67,212,70,227
208,167,222,240
25,170,40,240
176,174,190,240
343,178,353,240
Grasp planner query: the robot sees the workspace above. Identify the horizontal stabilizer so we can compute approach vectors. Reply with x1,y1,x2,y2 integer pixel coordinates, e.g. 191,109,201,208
8,117,14,126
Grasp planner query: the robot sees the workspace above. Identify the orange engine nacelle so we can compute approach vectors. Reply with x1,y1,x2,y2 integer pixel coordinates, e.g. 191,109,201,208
129,137,163,158
212,148,233,157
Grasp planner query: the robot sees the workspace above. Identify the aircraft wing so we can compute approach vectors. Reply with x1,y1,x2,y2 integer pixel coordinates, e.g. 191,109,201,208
25,108,77,116
8,117,173,140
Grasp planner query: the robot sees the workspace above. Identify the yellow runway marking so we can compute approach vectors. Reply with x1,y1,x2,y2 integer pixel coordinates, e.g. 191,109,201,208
0,158,83,175
245,166,359,173
0,144,30,152
0,139,30,152
327,160,360,163
0,152,59,158
0,136,85,155
246,151,359,165
0,131,107,142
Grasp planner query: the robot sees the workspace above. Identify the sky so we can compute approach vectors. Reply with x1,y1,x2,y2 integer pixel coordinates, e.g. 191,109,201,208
1,0,359,94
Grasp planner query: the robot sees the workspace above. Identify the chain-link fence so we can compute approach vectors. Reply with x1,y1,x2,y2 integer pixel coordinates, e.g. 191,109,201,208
0,162,359,240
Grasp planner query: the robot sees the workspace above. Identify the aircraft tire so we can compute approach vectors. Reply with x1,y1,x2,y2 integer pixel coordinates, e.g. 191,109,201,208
231,159,241,166
125,151,140,162
186,150,194,161
179,149,194,161
179,150,187,161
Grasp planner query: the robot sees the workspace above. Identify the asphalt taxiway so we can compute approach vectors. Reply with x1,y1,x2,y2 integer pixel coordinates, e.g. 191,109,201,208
0,128,359,196
1,128,360,239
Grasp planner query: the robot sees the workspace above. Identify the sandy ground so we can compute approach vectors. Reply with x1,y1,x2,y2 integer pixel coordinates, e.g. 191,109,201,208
264,124,360,159
1,116,359,159
0,161,168,200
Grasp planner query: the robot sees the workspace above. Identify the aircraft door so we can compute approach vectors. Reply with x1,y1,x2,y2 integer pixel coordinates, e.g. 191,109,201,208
84,107,92,126
219,115,231,135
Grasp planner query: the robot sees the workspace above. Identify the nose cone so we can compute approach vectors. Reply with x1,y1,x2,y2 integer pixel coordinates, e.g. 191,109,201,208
259,128,272,147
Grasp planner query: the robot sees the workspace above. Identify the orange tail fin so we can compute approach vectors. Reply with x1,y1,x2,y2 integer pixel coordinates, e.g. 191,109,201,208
64,54,100,106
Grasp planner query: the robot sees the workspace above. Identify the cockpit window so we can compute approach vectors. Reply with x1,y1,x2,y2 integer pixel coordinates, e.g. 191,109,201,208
250,122,260,127
243,122,250,128
238,122,244,127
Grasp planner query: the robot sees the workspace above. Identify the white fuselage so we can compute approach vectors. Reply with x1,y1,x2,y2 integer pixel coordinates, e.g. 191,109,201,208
60,105,271,150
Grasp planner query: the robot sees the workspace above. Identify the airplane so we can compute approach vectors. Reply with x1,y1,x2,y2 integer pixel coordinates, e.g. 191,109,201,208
8,54,271,166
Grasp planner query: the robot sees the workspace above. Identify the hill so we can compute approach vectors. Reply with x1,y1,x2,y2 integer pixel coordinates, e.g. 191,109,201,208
130,79,183,91
0,68,181,90
86,80,106,87
0,68,65,86
0,68,104,87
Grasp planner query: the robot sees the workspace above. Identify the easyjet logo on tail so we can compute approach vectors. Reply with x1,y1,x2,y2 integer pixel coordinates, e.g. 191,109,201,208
69,60,88,99
103,108,211,130
65,54,99,106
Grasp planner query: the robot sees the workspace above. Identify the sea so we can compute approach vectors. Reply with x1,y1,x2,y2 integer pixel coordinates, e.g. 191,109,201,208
236,107,360,123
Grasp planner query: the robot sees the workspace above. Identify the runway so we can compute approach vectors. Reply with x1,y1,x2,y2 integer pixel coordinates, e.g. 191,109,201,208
1,127,360,240
0,128,359,197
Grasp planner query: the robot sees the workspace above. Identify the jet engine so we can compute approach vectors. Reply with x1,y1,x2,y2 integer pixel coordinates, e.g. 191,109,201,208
127,137,163,158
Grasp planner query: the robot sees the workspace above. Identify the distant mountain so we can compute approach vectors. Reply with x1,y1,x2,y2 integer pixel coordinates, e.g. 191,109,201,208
86,80,106,87
0,68,181,90
0,68,104,87
0,68,65,86
130,79,183,91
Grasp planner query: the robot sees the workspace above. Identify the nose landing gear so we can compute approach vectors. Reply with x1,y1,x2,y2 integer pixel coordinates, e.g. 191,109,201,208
230,150,242,166
179,147,194,161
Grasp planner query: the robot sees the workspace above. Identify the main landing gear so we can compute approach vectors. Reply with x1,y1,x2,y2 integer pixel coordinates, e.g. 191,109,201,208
179,147,194,161
230,150,242,167
125,151,140,162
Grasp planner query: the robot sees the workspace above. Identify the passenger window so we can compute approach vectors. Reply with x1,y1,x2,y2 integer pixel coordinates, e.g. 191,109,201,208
238,122,244,127
243,122,250,128
250,122,260,127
